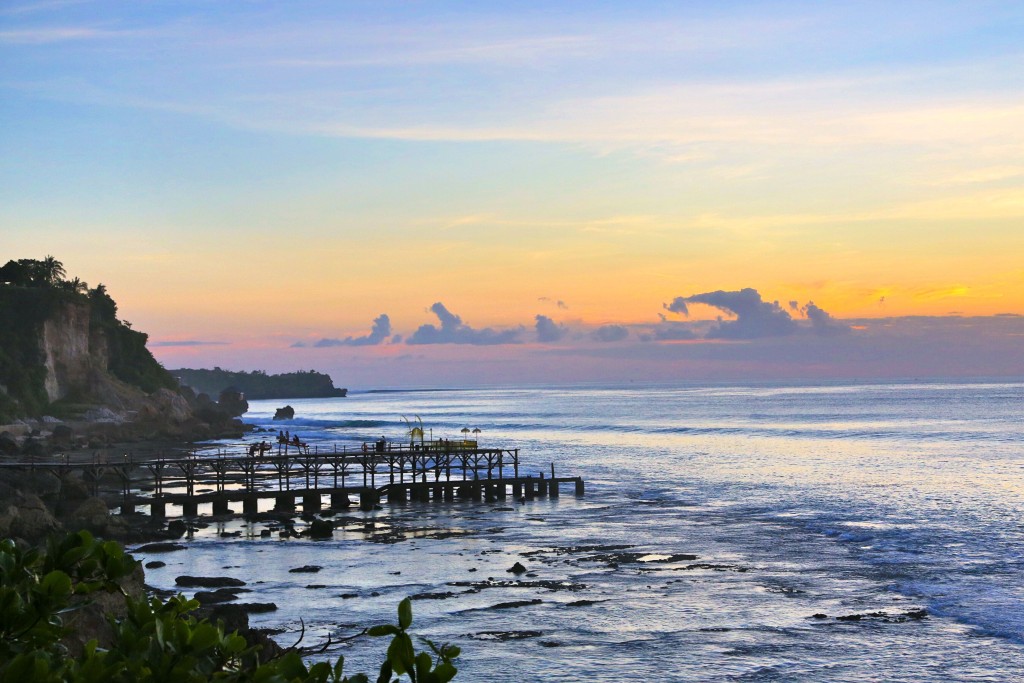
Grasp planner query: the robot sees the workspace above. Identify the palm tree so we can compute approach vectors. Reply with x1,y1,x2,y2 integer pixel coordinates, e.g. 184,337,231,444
34,255,66,285
61,277,88,293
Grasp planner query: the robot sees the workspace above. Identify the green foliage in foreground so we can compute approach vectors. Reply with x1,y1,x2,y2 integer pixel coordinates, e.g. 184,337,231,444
0,532,459,683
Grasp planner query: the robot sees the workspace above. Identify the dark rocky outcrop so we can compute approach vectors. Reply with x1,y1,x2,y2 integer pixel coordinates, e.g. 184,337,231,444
217,388,248,417
0,468,140,546
273,405,295,420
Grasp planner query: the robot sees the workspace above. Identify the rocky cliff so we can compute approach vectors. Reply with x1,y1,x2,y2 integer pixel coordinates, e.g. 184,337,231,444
0,259,247,455
40,299,104,403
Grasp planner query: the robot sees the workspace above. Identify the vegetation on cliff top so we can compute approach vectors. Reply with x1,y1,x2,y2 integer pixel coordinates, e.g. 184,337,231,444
170,368,347,400
0,257,176,422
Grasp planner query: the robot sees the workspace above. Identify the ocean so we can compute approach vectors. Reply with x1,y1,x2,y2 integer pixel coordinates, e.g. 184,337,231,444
135,381,1024,681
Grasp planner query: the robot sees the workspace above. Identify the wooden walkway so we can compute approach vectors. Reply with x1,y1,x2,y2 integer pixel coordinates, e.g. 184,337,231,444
0,443,584,517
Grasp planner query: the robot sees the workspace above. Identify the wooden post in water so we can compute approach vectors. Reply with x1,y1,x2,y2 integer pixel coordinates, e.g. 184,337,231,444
302,492,321,513
359,489,378,511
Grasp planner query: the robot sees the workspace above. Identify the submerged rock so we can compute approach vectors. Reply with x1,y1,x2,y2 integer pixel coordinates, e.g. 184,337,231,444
235,602,277,613
194,588,246,605
486,599,543,610
136,542,186,553
835,609,928,623
411,591,458,601
175,575,246,588
566,599,602,607
470,631,543,641
289,565,323,573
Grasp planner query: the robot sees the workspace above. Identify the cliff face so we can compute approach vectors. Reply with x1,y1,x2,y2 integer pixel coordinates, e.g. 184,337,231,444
0,272,246,450
40,300,106,402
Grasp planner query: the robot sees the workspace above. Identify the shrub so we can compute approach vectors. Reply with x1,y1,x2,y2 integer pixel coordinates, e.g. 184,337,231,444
0,531,459,683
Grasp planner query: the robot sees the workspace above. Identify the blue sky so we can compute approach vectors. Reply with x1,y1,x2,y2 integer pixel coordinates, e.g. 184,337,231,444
3,1,1024,385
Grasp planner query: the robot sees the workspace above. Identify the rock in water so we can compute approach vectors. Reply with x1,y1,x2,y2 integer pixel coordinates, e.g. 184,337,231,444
136,542,187,553
507,561,528,575
175,575,246,588
273,405,295,420
166,520,188,538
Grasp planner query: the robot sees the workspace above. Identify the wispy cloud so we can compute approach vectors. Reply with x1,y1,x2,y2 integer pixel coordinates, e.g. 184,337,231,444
150,340,229,347
0,26,138,44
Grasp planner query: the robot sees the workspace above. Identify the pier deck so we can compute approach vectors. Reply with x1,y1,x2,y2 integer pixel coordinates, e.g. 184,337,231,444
0,443,584,517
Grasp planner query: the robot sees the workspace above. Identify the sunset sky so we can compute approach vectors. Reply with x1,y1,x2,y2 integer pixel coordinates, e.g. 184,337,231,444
4,1,1023,386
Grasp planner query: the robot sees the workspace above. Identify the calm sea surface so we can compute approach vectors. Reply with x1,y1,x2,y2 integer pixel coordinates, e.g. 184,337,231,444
136,381,1024,681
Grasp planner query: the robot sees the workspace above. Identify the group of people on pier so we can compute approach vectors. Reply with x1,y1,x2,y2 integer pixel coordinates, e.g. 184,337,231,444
276,430,305,448
240,431,308,457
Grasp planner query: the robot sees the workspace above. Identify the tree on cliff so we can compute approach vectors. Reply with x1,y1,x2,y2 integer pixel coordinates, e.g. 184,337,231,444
0,256,66,288
36,256,66,286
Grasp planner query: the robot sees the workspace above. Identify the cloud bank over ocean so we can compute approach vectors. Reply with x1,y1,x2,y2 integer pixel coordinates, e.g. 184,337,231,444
407,303,522,345
664,288,850,339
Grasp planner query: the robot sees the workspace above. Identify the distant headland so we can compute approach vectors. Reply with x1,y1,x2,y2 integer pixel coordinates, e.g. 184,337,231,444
169,368,347,400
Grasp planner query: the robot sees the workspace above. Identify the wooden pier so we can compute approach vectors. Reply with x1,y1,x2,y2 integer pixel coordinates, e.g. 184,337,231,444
1,443,584,518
